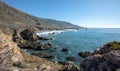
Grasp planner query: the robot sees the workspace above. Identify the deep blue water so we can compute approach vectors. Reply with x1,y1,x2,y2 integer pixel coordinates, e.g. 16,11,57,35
28,28,120,65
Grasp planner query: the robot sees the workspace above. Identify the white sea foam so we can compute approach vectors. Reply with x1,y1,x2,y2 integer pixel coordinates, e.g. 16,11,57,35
36,29,78,35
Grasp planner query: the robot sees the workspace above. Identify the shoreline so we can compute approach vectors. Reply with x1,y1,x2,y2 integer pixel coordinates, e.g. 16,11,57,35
36,29,79,35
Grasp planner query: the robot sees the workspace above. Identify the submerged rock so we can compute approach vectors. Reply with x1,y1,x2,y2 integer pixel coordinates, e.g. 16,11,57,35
35,43,52,50
66,56,77,61
62,48,69,52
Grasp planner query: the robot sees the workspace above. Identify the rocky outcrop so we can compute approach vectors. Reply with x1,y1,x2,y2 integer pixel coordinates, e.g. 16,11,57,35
0,30,23,66
20,27,38,41
13,27,52,50
80,41,120,71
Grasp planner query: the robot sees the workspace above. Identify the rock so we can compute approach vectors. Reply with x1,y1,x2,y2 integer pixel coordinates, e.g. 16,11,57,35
37,64,59,71
103,50,120,67
13,61,29,68
58,61,66,65
78,51,92,58
62,48,68,52
13,28,52,50
38,36,52,40
80,54,104,71
63,61,79,71
18,41,52,50
35,43,52,50
66,56,77,61
31,52,54,59
80,49,120,71
0,30,23,66
20,27,38,41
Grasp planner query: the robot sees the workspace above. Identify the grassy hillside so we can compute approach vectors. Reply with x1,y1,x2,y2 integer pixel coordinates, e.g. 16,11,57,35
0,1,81,31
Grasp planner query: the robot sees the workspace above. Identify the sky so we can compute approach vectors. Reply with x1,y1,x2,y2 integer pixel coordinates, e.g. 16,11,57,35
3,0,120,28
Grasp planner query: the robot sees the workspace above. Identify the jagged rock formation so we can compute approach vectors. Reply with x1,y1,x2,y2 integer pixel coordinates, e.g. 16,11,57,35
80,41,120,71
13,27,52,50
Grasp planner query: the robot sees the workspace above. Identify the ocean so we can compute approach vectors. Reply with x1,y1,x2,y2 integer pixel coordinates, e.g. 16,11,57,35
28,28,120,65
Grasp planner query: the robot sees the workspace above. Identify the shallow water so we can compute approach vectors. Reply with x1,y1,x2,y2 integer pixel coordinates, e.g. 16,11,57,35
28,28,120,65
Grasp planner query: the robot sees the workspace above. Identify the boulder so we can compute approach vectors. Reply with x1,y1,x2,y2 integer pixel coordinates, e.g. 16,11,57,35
31,52,54,59
78,51,92,58
35,43,52,50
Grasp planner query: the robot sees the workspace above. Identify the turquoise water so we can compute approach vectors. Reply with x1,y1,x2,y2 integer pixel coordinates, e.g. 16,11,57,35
29,28,120,65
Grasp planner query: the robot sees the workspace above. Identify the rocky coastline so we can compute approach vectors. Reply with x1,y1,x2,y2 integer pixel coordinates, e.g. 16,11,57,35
0,27,80,71
0,27,120,71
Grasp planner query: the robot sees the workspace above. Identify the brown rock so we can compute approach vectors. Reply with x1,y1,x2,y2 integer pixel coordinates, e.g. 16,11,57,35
20,27,38,41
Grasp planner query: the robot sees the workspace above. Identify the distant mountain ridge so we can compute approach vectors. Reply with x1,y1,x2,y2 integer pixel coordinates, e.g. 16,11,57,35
0,1,81,31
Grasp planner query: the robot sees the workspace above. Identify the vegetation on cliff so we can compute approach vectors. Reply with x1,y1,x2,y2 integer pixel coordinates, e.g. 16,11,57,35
0,1,81,33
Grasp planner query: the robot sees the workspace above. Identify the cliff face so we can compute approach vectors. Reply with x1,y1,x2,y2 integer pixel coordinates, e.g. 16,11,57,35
0,30,23,69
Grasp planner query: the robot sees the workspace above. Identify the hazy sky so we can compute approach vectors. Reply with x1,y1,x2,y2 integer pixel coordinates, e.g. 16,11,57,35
3,0,120,28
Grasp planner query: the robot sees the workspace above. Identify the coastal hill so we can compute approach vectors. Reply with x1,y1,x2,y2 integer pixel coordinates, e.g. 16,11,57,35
0,1,81,31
